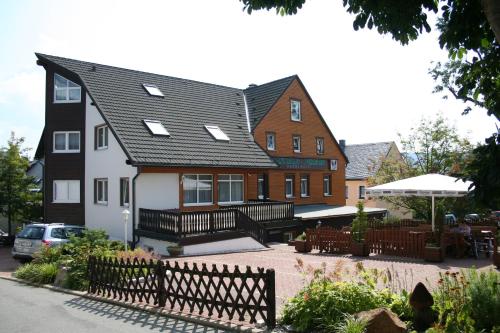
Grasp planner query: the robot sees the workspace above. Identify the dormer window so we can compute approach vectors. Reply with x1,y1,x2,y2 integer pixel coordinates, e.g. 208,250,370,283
205,125,230,141
291,100,301,121
143,84,164,97
54,74,81,103
144,120,170,136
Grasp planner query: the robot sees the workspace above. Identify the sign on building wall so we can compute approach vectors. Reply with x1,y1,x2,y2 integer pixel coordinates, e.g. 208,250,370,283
273,157,328,170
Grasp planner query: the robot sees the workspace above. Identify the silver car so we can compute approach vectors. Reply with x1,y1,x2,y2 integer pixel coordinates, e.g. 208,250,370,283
12,223,84,260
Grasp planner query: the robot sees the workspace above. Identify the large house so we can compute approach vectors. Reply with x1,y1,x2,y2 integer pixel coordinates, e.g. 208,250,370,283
344,141,411,218
35,53,348,254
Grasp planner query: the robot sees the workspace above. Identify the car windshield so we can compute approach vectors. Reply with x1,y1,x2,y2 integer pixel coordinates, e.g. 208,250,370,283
17,226,45,239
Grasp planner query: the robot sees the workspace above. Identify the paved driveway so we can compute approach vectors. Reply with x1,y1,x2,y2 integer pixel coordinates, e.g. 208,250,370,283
0,246,20,277
0,278,228,333
179,243,495,311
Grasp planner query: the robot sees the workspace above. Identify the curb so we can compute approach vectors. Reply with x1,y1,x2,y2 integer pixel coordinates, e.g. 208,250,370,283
0,274,268,333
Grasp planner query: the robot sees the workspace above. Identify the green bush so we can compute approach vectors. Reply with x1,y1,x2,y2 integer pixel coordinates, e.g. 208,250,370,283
15,262,58,284
334,314,367,333
351,201,368,242
32,244,63,264
432,269,500,332
61,229,124,290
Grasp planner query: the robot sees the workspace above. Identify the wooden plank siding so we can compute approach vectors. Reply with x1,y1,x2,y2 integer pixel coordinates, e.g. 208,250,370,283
252,78,346,207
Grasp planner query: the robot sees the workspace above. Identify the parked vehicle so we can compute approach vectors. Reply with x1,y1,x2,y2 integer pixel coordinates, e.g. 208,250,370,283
445,214,457,225
464,213,480,223
12,223,85,260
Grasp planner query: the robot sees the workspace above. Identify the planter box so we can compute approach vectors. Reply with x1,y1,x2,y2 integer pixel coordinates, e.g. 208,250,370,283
295,240,312,253
351,242,369,257
167,246,183,257
424,246,443,262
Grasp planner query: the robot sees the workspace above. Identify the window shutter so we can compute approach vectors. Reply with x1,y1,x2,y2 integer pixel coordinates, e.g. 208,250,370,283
93,179,97,203
119,179,124,206
94,126,98,150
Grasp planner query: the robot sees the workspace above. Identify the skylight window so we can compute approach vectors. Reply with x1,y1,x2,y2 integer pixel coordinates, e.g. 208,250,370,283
142,84,164,97
144,120,170,136
205,125,230,141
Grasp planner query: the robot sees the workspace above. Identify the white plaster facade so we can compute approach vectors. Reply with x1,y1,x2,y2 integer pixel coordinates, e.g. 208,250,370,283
85,94,181,241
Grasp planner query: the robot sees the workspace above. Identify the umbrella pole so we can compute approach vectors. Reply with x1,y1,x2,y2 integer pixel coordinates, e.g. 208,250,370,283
431,195,435,232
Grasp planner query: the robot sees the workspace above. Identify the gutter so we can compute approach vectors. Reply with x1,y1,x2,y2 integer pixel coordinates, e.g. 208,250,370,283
131,167,141,249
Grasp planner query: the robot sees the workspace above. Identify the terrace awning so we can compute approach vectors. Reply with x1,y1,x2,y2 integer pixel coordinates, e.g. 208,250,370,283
366,174,473,231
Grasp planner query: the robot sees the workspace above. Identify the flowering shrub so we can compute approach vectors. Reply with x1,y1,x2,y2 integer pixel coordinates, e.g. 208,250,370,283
431,269,499,332
280,259,412,332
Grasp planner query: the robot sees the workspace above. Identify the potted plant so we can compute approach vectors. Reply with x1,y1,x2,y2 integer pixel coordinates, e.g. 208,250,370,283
167,244,183,257
350,201,369,256
294,232,312,253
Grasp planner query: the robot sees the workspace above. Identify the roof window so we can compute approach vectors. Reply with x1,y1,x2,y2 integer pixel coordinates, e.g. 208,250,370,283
144,120,170,136
205,125,230,141
142,84,164,97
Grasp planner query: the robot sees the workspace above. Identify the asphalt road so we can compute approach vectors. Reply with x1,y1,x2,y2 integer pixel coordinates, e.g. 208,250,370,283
0,279,231,333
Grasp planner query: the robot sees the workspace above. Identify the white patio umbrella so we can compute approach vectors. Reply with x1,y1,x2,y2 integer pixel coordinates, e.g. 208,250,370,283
366,174,473,231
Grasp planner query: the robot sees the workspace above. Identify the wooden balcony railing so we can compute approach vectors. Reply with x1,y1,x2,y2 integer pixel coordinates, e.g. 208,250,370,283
221,201,295,222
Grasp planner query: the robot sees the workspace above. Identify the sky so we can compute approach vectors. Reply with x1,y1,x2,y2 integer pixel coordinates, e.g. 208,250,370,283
0,0,498,158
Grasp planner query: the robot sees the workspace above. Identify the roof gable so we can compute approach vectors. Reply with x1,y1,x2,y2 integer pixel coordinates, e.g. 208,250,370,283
36,53,277,168
244,76,296,130
345,142,394,179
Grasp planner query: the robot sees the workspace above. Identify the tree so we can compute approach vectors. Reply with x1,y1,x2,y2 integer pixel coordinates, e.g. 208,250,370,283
0,133,38,235
369,114,473,219
240,0,499,207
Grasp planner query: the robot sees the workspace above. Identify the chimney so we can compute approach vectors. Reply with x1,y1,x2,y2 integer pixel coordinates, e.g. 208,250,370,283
339,139,346,151
248,83,258,88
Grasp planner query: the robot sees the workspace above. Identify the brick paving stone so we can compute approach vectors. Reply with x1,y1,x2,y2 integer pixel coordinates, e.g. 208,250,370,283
178,243,496,313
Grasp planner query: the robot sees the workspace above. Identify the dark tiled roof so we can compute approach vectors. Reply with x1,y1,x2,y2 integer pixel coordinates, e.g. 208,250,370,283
344,142,393,180
36,53,277,168
244,76,296,130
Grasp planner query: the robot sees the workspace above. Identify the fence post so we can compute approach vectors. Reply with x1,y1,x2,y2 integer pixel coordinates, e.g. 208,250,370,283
157,260,167,307
209,211,214,233
266,268,276,328
176,214,182,238
87,255,94,293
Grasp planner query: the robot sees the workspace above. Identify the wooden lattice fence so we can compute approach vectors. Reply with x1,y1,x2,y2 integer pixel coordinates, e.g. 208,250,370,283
87,256,276,328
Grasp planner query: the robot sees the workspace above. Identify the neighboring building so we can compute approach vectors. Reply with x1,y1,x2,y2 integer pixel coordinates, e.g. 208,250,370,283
34,53,348,250
27,159,44,191
344,141,411,219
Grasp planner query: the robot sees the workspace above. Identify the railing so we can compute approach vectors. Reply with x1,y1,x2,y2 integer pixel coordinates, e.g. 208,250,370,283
368,219,427,229
222,201,295,222
237,211,268,245
365,229,428,258
306,227,351,253
87,256,276,328
139,208,239,237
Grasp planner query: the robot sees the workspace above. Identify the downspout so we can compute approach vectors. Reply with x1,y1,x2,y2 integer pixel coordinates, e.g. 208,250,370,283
131,166,141,248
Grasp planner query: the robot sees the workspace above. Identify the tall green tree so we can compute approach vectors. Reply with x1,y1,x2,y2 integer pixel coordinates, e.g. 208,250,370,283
369,114,473,219
240,0,500,206
0,133,38,235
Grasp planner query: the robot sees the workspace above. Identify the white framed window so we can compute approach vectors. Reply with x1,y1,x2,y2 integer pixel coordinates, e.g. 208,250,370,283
218,174,244,204
144,120,170,136
300,175,310,197
53,180,80,203
285,175,294,198
258,174,265,200
205,125,230,141
266,132,276,151
53,131,80,153
324,175,332,196
292,135,301,153
316,137,324,155
54,73,81,103
94,179,108,205
330,159,338,171
291,100,301,121
142,83,164,97
359,185,366,199
183,174,213,206
120,178,130,207
96,125,108,150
